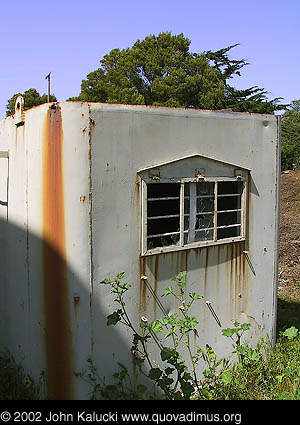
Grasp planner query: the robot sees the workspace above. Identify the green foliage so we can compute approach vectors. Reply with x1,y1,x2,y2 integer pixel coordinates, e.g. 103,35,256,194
220,369,233,386
96,272,274,400
69,32,284,114
138,271,205,399
283,326,298,340
235,328,300,400
70,32,224,110
78,272,300,400
107,309,123,326
162,286,174,297
75,358,143,400
281,100,300,170
0,350,42,400
225,321,261,366
222,321,253,364
99,271,205,399
195,323,299,400
205,45,285,113
6,88,57,116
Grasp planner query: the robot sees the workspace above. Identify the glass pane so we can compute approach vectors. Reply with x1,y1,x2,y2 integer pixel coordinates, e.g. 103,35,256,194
147,234,180,250
195,229,214,242
195,213,214,242
184,228,214,244
196,213,214,231
184,215,189,232
185,182,214,244
196,182,214,196
184,183,190,214
196,182,214,213
197,196,214,213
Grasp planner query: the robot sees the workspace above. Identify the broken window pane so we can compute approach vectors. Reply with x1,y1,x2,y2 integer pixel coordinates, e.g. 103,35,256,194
184,182,214,243
145,179,244,253
196,181,214,197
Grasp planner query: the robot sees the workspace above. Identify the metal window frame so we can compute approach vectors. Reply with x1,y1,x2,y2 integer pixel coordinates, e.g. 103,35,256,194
141,177,247,256
0,151,9,221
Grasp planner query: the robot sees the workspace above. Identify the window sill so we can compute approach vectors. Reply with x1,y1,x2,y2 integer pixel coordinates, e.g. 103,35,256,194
141,236,246,256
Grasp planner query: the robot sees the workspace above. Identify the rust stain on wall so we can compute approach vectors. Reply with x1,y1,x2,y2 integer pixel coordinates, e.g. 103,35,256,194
153,255,159,317
139,257,147,313
229,244,234,295
179,250,188,276
42,107,74,400
73,296,80,321
204,247,210,288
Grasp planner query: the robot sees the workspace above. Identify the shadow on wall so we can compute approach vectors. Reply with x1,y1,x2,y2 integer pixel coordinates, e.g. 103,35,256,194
0,217,129,400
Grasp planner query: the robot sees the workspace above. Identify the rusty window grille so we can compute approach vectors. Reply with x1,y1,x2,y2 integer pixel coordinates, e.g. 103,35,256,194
141,178,246,255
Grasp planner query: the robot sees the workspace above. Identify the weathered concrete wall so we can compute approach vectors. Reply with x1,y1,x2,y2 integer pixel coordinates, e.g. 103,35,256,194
89,104,280,388
0,101,280,399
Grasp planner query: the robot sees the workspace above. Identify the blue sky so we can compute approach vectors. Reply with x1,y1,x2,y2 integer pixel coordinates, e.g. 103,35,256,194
0,0,299,118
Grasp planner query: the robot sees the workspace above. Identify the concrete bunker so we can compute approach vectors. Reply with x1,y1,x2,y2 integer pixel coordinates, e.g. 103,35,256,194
0,99,280,399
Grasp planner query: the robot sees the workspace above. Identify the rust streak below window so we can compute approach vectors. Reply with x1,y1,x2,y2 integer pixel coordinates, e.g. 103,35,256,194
42,107,74,400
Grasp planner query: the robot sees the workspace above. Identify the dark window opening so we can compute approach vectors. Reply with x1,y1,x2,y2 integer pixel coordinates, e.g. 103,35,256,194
217,181,243,240
147,183,180,249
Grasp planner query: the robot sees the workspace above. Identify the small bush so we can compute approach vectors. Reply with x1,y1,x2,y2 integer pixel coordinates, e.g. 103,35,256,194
77,271,300,400
209,329,300,400
0,350,41,400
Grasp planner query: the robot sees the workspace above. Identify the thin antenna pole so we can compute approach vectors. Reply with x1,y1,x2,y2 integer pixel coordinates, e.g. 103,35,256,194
48,74,50,103
45,72,51,103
